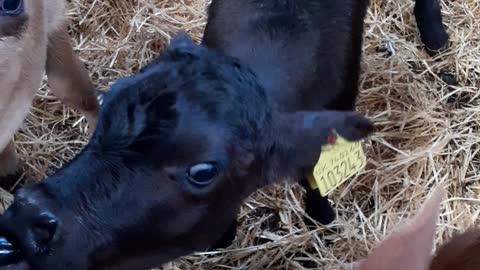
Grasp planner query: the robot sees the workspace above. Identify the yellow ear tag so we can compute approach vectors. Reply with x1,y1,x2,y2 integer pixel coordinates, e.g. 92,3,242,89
307,132,367,197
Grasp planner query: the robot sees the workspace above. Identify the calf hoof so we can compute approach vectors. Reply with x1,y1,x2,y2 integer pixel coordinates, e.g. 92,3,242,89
421,28,449,56
304,191,335,227
414,5,449,55
209,219,237,250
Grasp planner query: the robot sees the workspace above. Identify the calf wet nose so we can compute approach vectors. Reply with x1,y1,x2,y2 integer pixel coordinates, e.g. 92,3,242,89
0,205,59,267
0,187,61,260
31,212,58,245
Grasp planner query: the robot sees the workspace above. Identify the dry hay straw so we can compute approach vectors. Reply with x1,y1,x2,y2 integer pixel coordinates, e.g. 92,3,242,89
1,0,479,269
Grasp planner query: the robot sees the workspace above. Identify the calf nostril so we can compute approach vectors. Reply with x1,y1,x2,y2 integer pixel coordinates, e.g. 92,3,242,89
0,237,22,266
32,213,58,245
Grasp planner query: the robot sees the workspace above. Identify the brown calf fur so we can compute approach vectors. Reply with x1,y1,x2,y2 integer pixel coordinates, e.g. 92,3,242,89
355,186,480,270
0,0,99,179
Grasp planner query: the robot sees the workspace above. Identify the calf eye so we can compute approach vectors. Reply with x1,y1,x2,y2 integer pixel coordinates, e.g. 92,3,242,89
187,163,218,187
2,0,23,14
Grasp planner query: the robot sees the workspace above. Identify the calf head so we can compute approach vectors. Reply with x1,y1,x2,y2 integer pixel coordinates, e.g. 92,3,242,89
0,33,374,270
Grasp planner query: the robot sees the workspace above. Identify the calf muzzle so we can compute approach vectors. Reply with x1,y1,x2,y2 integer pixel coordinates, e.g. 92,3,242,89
0,187,59,268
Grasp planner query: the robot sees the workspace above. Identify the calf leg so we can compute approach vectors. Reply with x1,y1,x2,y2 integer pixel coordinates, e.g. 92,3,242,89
0,142,21,189
414,0,448,55
0,142,18,177
210,219,237,250
46,25,99,133
301,177,335,226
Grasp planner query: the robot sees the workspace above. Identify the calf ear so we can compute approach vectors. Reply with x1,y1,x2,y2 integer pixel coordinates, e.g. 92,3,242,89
169,32,196,50
354,186,445,270
276,111,374,168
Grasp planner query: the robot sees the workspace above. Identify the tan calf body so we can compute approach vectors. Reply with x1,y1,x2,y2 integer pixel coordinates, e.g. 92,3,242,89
355,186,480,270
0,0,99,178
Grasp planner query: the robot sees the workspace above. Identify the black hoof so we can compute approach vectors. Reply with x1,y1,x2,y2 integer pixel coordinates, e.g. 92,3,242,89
418,18,448,55
414,1,449,56
423,32,449,56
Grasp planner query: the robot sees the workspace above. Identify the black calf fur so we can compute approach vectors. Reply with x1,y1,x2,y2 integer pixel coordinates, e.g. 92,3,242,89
0,0,450,269
201,0,370,246
0,1,375,268
414,0,449,55
201,0,449,248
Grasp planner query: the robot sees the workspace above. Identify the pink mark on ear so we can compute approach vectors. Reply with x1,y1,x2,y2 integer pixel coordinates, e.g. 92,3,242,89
327,134,337,145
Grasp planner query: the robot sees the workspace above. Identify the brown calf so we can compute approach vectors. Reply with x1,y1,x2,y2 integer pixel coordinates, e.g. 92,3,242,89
0,0,99,180
355,186,480,270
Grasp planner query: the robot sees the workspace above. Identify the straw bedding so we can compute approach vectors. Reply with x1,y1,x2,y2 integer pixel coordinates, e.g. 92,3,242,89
1,0,479,269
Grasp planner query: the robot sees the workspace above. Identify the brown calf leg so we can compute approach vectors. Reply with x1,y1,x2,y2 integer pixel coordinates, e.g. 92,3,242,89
0,142,22,192
0,142,18,178
46,25,99,133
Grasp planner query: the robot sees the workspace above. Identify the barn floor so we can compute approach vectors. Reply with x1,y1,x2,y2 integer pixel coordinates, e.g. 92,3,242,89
2,0,479,269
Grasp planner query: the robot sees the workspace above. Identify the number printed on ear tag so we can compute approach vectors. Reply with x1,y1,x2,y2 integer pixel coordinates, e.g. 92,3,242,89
308,132,367,197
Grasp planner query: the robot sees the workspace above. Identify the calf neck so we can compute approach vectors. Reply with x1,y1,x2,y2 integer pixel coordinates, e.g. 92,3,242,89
202,0,370,229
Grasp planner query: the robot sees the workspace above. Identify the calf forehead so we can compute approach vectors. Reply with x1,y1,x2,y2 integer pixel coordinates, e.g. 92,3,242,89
93,43,270,167
95,66,234,160
114,51,237,111
172,109,231,163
